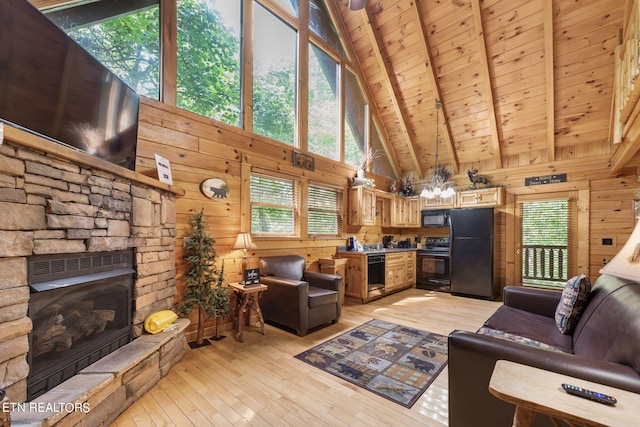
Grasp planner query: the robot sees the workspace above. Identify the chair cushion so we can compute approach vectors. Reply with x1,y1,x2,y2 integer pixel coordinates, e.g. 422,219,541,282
308,286,338,308
555,274,591,334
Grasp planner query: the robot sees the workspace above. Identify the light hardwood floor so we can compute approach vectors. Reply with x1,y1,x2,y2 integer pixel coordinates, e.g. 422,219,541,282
112,288,501,426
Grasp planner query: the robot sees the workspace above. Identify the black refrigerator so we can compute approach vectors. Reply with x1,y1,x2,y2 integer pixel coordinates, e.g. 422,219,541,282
449,207,495,300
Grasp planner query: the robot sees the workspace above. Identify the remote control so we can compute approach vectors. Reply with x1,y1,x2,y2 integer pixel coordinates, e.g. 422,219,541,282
561,383,617,405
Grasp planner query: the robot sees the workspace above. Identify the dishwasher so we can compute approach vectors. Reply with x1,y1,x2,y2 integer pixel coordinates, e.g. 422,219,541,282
367,254,386,297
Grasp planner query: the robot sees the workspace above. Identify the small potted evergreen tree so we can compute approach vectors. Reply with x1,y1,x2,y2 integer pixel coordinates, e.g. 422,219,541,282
176,209,231,348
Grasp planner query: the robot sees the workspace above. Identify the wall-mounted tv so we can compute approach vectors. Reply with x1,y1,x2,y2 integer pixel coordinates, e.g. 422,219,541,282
0,0,139,170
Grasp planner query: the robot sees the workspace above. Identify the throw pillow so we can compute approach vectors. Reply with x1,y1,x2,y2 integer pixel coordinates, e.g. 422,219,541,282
555,274,591,334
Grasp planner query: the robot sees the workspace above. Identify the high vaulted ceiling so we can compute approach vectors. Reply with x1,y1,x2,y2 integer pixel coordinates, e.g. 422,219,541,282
30,0,629,181
333,0,627,180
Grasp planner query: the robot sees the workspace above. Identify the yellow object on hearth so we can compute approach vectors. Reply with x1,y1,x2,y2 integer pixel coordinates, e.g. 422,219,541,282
144,310,178,334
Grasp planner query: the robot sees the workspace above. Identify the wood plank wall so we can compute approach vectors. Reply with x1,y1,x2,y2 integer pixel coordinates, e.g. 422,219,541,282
136,97,640,336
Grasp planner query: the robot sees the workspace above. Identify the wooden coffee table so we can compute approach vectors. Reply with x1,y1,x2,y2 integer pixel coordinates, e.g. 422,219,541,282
489,360,640,427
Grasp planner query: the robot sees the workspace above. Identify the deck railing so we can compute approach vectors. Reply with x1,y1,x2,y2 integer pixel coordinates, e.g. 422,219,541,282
522,245,568,286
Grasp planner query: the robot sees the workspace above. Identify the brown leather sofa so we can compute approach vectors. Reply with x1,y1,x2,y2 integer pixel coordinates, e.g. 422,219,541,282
448,274,640,427
259,255,343,336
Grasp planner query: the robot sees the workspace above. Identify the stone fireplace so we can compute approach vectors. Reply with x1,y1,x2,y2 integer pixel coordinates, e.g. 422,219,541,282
27,250,134,400
0,123,186,426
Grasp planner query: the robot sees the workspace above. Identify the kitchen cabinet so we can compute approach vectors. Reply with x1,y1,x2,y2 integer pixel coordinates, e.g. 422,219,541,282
339,252,367,300
407,197,421,227
385,253,406,293
376,191,393,228
458,187,504,207
422,195,456,209
349,186,376,226
405,251,416,285
385,251,416,293
338,249,417,303
392,196,421,227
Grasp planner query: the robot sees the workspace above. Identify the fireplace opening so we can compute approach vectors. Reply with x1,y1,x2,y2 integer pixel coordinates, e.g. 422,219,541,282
27,250,134,401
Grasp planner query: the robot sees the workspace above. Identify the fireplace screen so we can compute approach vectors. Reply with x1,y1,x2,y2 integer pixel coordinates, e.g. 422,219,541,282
27,250,134,400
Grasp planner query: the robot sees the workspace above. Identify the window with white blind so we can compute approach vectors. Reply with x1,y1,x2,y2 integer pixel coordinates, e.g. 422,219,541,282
520,199,575,289
308,184,343,236
250,172,298,236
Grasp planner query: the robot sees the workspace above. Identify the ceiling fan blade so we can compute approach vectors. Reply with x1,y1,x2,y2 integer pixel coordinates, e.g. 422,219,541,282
348,0,366,11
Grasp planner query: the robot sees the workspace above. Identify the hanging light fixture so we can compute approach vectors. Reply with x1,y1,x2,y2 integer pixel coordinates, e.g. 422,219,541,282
421,100,455,199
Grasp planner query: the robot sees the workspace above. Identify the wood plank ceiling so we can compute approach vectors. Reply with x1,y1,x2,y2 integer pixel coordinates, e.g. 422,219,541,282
30,0,627,181
335,0,626,181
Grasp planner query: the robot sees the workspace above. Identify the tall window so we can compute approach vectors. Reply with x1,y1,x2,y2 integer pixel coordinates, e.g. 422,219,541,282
308,185,343,236
344,69,367,167
520,200,572,289
250,172,299,236
177,0,241,126
253,2,297,145
308,44,339,160
47,0,161,99
371,124,396,179
309,0,345,56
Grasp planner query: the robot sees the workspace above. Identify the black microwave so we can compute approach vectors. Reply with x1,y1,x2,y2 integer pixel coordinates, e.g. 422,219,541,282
421,209,450,227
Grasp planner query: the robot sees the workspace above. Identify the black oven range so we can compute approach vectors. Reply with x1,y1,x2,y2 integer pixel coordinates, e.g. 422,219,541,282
416,237,451,292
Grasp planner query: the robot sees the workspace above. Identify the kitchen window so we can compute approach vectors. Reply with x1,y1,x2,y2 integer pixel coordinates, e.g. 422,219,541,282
250,172,299,237
308,184,343,237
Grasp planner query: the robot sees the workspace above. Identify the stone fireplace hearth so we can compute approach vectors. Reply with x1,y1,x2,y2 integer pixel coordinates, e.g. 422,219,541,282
0,123,186,426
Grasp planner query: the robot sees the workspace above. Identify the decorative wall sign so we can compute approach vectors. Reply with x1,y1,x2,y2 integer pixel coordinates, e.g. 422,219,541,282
525,173,567,186
155,153,173,185
293,151,315,171
200,178,229,199
243,268,260,285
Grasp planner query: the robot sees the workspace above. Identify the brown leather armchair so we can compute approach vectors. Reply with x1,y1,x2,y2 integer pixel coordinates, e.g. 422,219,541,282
259,255,343,336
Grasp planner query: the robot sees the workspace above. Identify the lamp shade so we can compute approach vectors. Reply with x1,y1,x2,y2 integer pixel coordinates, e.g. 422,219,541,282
233,232,257,250
600,219,640,281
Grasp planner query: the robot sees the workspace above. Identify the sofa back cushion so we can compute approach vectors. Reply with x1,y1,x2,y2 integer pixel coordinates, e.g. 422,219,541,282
260,255,306,281
572,274,640,374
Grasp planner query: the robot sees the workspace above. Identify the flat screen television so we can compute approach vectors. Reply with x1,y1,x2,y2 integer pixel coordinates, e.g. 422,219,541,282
0,0,139,171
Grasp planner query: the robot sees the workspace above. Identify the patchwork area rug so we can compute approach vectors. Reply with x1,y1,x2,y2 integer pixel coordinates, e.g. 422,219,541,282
295,319,448,408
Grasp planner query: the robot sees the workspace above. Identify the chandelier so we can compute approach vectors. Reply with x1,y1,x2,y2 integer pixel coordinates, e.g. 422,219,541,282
421,100,455,199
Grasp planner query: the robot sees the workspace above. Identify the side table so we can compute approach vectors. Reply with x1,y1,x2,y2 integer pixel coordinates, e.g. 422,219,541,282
229,283,268,342
489,360,640,427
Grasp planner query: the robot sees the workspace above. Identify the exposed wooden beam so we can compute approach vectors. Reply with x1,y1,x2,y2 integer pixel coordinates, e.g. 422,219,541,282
242,0,254,133
361,5,424,179
327,1,402,178
160,0,176,106
413,0,459,175
544,0,556,161
470,0,502,169
297,1,310,153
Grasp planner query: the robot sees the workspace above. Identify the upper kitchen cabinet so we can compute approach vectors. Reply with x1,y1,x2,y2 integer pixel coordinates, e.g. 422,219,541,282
349,186,376,226
375,191,393,228
421,195,456,209
392,196,420,227
457,187,504,207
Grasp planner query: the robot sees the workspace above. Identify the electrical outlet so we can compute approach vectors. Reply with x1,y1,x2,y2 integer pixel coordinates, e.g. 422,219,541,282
603,258,609,266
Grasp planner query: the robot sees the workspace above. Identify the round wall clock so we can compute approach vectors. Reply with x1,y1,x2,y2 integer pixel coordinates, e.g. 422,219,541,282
201,178,229,199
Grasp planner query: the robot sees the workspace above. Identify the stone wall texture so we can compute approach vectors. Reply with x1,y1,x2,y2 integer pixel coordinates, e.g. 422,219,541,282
0,141,177,403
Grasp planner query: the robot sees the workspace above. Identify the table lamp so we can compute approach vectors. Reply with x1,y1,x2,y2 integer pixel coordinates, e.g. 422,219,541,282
233,232,257,274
